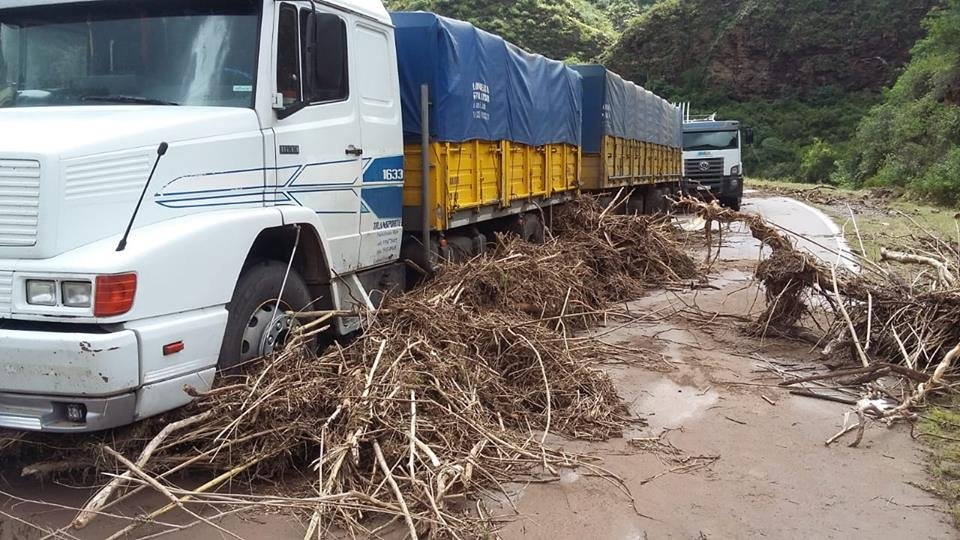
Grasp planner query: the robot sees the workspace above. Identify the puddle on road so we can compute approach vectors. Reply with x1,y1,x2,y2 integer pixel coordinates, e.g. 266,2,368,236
632,378,719,433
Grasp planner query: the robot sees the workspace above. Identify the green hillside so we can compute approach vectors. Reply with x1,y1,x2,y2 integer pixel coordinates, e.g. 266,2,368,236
844,0,960,204
383,0,619,61
601,0,938,181
605,0,936,100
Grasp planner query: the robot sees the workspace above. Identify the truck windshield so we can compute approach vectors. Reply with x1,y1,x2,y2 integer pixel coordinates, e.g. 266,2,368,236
0,0,260,109
683,131,740,151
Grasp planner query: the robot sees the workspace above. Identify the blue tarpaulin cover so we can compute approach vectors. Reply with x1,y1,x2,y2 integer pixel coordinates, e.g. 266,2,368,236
391,12,582,147
572,65,682,154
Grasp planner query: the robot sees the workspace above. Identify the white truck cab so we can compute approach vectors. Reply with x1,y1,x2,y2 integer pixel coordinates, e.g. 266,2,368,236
0,0,405,431
681,119,753,211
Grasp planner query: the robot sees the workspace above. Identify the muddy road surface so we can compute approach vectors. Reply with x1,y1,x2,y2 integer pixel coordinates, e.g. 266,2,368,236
494,265,951,538
493,196,950,538
0,196,953,539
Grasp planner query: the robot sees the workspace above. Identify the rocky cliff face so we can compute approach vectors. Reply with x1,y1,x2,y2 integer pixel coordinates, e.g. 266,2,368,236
605,0,939,99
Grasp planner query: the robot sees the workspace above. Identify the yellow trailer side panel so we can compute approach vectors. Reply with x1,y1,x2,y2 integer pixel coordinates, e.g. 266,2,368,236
581,153,604,191
580,135,683,192
403,141,579,231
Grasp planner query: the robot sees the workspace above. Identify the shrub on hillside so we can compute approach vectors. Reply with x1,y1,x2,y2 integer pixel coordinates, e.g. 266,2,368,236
799,138,838,183
845,0,960,204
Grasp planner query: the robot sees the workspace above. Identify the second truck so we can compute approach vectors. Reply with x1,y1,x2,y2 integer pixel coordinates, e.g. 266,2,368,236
682,117,753,211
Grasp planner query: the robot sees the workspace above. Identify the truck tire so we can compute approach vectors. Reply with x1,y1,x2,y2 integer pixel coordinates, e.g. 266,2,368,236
721,196,742,212
218,260,312,373
643,186,663,214
522,212,545,244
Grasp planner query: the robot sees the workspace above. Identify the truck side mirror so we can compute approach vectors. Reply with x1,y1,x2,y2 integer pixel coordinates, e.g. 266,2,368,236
742,127,754,146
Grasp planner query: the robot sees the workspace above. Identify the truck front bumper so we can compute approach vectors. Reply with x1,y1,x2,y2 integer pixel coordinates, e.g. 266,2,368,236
0,328,140,432
683,175,743,200
0,391,137,432
0,307,225,433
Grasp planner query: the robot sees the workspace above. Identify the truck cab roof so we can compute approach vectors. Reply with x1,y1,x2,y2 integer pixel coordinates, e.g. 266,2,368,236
0,0,393,25
683,120,740,132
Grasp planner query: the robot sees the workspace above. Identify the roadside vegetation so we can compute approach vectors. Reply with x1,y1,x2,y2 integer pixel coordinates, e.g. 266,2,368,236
749,178,959,261
920,400,960,527
604,0,938,188
739,1,960,205
843,0,960,205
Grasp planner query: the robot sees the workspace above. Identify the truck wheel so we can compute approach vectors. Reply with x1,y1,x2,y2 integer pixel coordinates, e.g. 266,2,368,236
721,196,742,212
523,212,545,244
218,260,312,373
643,187,662,214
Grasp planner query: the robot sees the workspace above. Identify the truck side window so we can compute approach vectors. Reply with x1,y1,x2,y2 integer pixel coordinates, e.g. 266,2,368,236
276,4,301,106
300,10,348,103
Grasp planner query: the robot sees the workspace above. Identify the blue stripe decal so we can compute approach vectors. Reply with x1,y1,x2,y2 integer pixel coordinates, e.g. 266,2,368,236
153,155,405,220
363,156,405,183
360,186,403,219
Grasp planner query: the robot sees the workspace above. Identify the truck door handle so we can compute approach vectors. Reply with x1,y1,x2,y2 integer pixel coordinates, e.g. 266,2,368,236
345,145,363,157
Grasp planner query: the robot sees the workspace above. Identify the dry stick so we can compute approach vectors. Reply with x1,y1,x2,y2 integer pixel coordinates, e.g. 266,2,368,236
880,248,957,288
409,390,417,481
303,510,320,540
102,447,244,540
372,440,419,540
825,422,861,446
831,260,869,367
322,339,388,493
516,333,551,448
104,458,262,540
597,187,626,227
955,219,959,278
884,342,960,419
848,205,867,258
891,326,917,371
72,410,214,530
99,427,283,517
849,409,867,448
777,363,930,386
790,389,859,406
290,309,366,319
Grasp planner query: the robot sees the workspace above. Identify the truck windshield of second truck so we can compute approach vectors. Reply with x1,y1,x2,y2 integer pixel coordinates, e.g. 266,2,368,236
683,130,739,151
0,0,260,109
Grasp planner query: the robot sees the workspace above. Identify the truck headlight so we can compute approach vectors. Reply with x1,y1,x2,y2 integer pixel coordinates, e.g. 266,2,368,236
731,165,741,176
62,281,93,308
26,280,57,306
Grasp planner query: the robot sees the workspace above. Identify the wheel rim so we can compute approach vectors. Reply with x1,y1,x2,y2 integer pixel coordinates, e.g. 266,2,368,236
239,299,296,362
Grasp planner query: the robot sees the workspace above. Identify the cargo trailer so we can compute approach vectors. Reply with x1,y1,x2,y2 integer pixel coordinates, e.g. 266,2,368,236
573,65,683,212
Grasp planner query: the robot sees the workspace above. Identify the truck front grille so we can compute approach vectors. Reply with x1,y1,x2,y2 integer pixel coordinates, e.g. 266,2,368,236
0,271,12,317
0,160,41,247
684,157,724,179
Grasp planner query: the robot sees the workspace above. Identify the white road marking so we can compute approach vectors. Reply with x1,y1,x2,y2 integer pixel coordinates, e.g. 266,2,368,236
781,197,859,272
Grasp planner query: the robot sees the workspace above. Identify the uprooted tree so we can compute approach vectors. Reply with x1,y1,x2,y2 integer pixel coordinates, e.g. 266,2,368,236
679,197,960,423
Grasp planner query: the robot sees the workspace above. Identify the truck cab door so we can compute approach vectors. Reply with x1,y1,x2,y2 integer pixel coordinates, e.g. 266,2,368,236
354,20,405,269
269,2,362,274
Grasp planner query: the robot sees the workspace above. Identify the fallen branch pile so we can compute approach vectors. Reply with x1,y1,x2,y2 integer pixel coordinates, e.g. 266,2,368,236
678,197,960,423
3,197,695,538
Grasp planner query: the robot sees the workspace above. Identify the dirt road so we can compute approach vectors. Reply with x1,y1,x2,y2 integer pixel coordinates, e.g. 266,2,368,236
494,196,953,538
0,196,952,539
